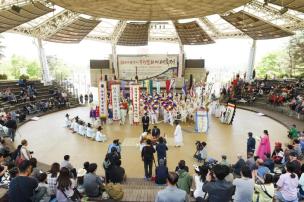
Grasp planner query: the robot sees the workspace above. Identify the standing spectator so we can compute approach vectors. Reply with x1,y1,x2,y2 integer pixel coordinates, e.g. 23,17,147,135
47,162,60,199
193,165,208,200
79,94,83,104
156,137,168,165
89,92,93,103
176,161,192,194
155,172,189,202
84,94,88,104
203,164,234,202
6,116,17,142
142,113,149,132
247,132,256,154
233,166,254,202
276,162,299,202
83,163,104,197
20,139,32,161
8,160,38,202
141,139,155,180
155,159,168,185
152,125,160,138
232,154,246,176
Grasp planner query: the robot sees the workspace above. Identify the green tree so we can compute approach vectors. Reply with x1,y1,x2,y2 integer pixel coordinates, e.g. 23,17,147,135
8,55,41,79
47,55,71,80
0,35,4,61
287,31,304,77
256,51,289,78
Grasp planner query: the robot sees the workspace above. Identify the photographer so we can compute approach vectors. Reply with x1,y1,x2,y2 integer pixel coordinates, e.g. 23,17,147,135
194,142,207,163
202,164,234,202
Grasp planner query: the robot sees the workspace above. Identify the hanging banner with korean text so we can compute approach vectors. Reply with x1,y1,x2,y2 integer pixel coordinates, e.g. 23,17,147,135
131,85,140,123
118,54,178,80
111,84,121,120
98,80,107,117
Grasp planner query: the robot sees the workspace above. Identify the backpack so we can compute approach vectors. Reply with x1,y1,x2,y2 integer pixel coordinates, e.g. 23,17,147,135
105,183,124,201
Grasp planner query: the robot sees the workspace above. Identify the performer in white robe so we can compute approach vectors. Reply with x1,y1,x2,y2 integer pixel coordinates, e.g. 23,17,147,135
73,120,79,133
64,114,71,127
168,111,174,126
163,110,168,123
95,126,107,142
78,122,86,136
120,107,126,125
174,121,183,147
151,109,158,124
86,123,95,138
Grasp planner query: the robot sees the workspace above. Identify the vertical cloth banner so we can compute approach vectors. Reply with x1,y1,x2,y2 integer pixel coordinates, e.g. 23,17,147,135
149,80,153,95
156,81,160,94
145,80,150,94
129,84,133,101
132,85,140,123
111,84,121,120
165,80,170,93
98,80,108,117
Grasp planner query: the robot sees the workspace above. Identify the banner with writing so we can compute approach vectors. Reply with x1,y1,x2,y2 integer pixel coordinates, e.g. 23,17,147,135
111,84,121,120
98,80,107,117
131,85,140,123
118,54,178,80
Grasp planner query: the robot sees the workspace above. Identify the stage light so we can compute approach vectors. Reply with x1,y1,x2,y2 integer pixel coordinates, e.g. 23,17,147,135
279,7,288,15
11,5,21,13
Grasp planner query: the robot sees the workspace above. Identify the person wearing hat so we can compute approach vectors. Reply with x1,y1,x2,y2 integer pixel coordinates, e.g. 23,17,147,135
247,132,256,154
142,113,150,132
155,159,168,185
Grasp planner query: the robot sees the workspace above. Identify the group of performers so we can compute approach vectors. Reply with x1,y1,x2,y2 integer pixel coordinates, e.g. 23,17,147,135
64,113,107,142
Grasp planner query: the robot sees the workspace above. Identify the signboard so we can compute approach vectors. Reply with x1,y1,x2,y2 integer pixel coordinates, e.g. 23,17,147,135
118,54,178,80
111,84,121,120
98,80,107,117
195,110,209,133
131,85,141,123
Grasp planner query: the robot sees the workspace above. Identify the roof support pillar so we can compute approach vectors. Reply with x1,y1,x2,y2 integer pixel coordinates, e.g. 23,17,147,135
178,43,184,78
247,39,256,81
37,38,51,85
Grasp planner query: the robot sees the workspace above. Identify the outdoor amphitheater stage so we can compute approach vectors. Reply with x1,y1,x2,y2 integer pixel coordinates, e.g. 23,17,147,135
16,106,289,178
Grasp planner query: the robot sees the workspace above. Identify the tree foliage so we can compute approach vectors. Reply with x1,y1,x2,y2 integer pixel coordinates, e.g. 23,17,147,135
46,55,71,80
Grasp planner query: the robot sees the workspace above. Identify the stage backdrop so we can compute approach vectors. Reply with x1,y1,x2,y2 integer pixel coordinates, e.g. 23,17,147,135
118,54,178,80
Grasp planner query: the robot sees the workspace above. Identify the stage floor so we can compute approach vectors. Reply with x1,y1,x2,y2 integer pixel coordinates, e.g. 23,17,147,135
16,106,289,177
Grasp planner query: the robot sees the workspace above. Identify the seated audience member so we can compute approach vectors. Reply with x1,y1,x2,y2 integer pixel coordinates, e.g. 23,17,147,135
72,119,79,133
220,155,229,166
288,124,299,139
47,162,60,199
83,163,104,197
8,160,38,202
30,158,41,180
193,165,208,200
276,162,299,202
95,126,107,142
298,164,304,198
233,154,246,176
155,172,188,202
293,139,302,158
76,168,86,194
256,159,270,179
271,142,284,164
289,152,301,177
175,160,189,173
33,172,51,202
195,142,208,163
233,166,254,202
156,137,168,164
253,173,275,202
56,167,78,202
86,123,95,138
108,159,125,184
60,155,74,171
176,160,192,194
263,154,275,173
246,152,256,171
83,162,90,173
202,164,234,202
155,159,168,185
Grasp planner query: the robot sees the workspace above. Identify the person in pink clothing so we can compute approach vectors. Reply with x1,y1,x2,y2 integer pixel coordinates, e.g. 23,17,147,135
256,130,271,160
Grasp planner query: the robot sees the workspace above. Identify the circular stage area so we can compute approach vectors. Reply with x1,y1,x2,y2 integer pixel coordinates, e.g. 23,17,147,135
16,107,289,178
